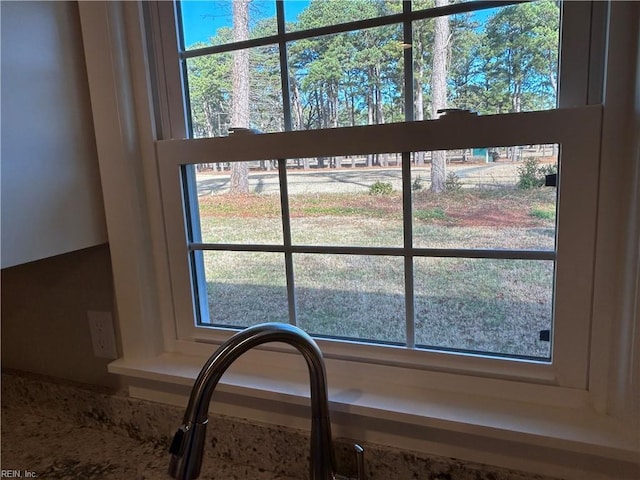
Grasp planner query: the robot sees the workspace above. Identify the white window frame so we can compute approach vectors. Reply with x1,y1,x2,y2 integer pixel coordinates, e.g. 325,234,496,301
156,0,599,387
77,1,640,479
158,106,601,389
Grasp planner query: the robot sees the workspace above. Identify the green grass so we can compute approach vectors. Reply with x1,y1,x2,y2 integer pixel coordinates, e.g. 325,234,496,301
414,207,448,221
197,187,555,359
302,205,368,216
530,204,556,220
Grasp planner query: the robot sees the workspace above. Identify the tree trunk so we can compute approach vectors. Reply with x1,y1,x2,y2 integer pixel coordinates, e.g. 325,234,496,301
204,101,222,171
415,59,425,166
373,66,389,167
430,0,450,193
230,0,250,194
367,89,374,167
330,83,339,167
291,75,304,130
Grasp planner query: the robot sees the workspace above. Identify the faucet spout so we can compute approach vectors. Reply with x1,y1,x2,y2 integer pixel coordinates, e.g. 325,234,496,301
169,323,336,480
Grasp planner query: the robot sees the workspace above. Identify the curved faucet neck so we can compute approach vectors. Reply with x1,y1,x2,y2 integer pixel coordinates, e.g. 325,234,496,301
171,323,336,480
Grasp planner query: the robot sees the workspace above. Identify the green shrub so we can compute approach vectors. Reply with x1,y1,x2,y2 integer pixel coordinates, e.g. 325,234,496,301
445,172,463,192
412,175,424,191
369,181,393,195
517,157,542,189
539,163,558,179
517,157,557,189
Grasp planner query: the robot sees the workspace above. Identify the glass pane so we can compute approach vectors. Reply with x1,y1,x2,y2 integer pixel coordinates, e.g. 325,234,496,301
413,0,560,117
294,254,406,343
180,0,277,50
414,257,553,359
287,155,404,246
288,24,404,131
285,0,404,33
195,160,283,244
186,45,284,139
411,144,558,250
199,251,289,327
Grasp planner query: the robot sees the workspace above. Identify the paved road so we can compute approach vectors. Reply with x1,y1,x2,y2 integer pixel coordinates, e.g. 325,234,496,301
196,162,520,196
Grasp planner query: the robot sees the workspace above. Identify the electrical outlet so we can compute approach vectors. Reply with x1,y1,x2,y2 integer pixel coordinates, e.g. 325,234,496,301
88,311,118,359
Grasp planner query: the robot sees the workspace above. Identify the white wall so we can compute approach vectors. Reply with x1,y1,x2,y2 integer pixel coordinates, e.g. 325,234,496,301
1,1,107,268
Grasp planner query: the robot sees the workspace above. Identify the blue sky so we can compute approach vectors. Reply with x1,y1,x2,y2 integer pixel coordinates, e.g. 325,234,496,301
179,0,498,48
180,0,310,47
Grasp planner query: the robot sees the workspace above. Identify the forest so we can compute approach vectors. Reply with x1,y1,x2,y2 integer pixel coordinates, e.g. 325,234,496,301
184,0,560,139
182,1,561,355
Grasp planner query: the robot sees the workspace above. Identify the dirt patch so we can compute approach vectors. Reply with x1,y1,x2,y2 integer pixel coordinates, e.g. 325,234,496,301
412,189,554,228
199,189,555,228
449,207,539,228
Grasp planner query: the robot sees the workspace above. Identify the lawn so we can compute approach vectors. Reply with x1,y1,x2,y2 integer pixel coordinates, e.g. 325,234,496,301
196,182,556,359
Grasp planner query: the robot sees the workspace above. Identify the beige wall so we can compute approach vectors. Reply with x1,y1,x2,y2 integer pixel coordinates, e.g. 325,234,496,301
0,2,117,388
1,245,120,389
0,1,107,268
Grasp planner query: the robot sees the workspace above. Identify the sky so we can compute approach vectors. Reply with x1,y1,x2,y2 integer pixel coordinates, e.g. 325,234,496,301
180,0,310,47
179,0,502,49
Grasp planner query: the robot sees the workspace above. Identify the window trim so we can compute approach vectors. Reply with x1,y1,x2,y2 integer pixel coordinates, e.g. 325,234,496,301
77,1,639,478
156,0,602,387
154,0,602,383
157,105,601,389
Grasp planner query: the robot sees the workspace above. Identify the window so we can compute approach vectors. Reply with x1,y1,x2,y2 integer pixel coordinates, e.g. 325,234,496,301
153,0,602,388
78,1,640,476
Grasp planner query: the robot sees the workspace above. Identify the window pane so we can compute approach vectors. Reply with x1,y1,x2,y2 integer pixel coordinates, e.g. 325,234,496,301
186,45,283,139
288,24,405,130
284,0,404,33
179,0,277,50
287,155,404,247
414,257,553,359
413,0,560,117
411,145,558,250
195,160,283,244
294,254,406,344
199,250,289,327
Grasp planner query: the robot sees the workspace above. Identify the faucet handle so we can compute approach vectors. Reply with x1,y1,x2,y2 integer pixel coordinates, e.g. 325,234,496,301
354,444,366,480
333,444,366,480
169,424,189,456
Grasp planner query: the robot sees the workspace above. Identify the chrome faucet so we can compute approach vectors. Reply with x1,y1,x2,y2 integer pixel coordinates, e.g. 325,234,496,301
168,323,337,480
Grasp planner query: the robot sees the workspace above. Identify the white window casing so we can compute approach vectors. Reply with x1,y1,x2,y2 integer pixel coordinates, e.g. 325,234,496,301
77,2,640,479
157,105,601,390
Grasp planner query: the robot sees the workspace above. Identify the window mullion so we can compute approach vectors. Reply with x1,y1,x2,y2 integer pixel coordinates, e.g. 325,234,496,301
402,151,415,348
275,2,296,326
403,0,414,122
276,0,292,132
278,158,297,326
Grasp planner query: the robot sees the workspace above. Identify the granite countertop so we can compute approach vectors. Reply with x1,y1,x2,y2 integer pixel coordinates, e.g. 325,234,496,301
1,371,564,480
1,370,301,480
1,406,296,480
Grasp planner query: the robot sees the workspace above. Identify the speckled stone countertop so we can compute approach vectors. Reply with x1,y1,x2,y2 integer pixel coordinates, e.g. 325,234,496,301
1,371,560,480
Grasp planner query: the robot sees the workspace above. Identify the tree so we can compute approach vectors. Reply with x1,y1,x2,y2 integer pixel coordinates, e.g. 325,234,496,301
187,36,232,140
289,2,402,127
411,0,436,166
430,0,450,193
184,0,560,176
230,0,250,193
484,1,559,114
249,17,285,136
288,0,405,168
447,13,484,112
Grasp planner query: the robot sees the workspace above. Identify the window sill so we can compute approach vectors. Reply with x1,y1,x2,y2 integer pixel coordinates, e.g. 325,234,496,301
108,351,639,479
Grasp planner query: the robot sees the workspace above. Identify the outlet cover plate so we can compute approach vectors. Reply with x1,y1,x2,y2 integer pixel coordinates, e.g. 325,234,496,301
88,311,118,359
